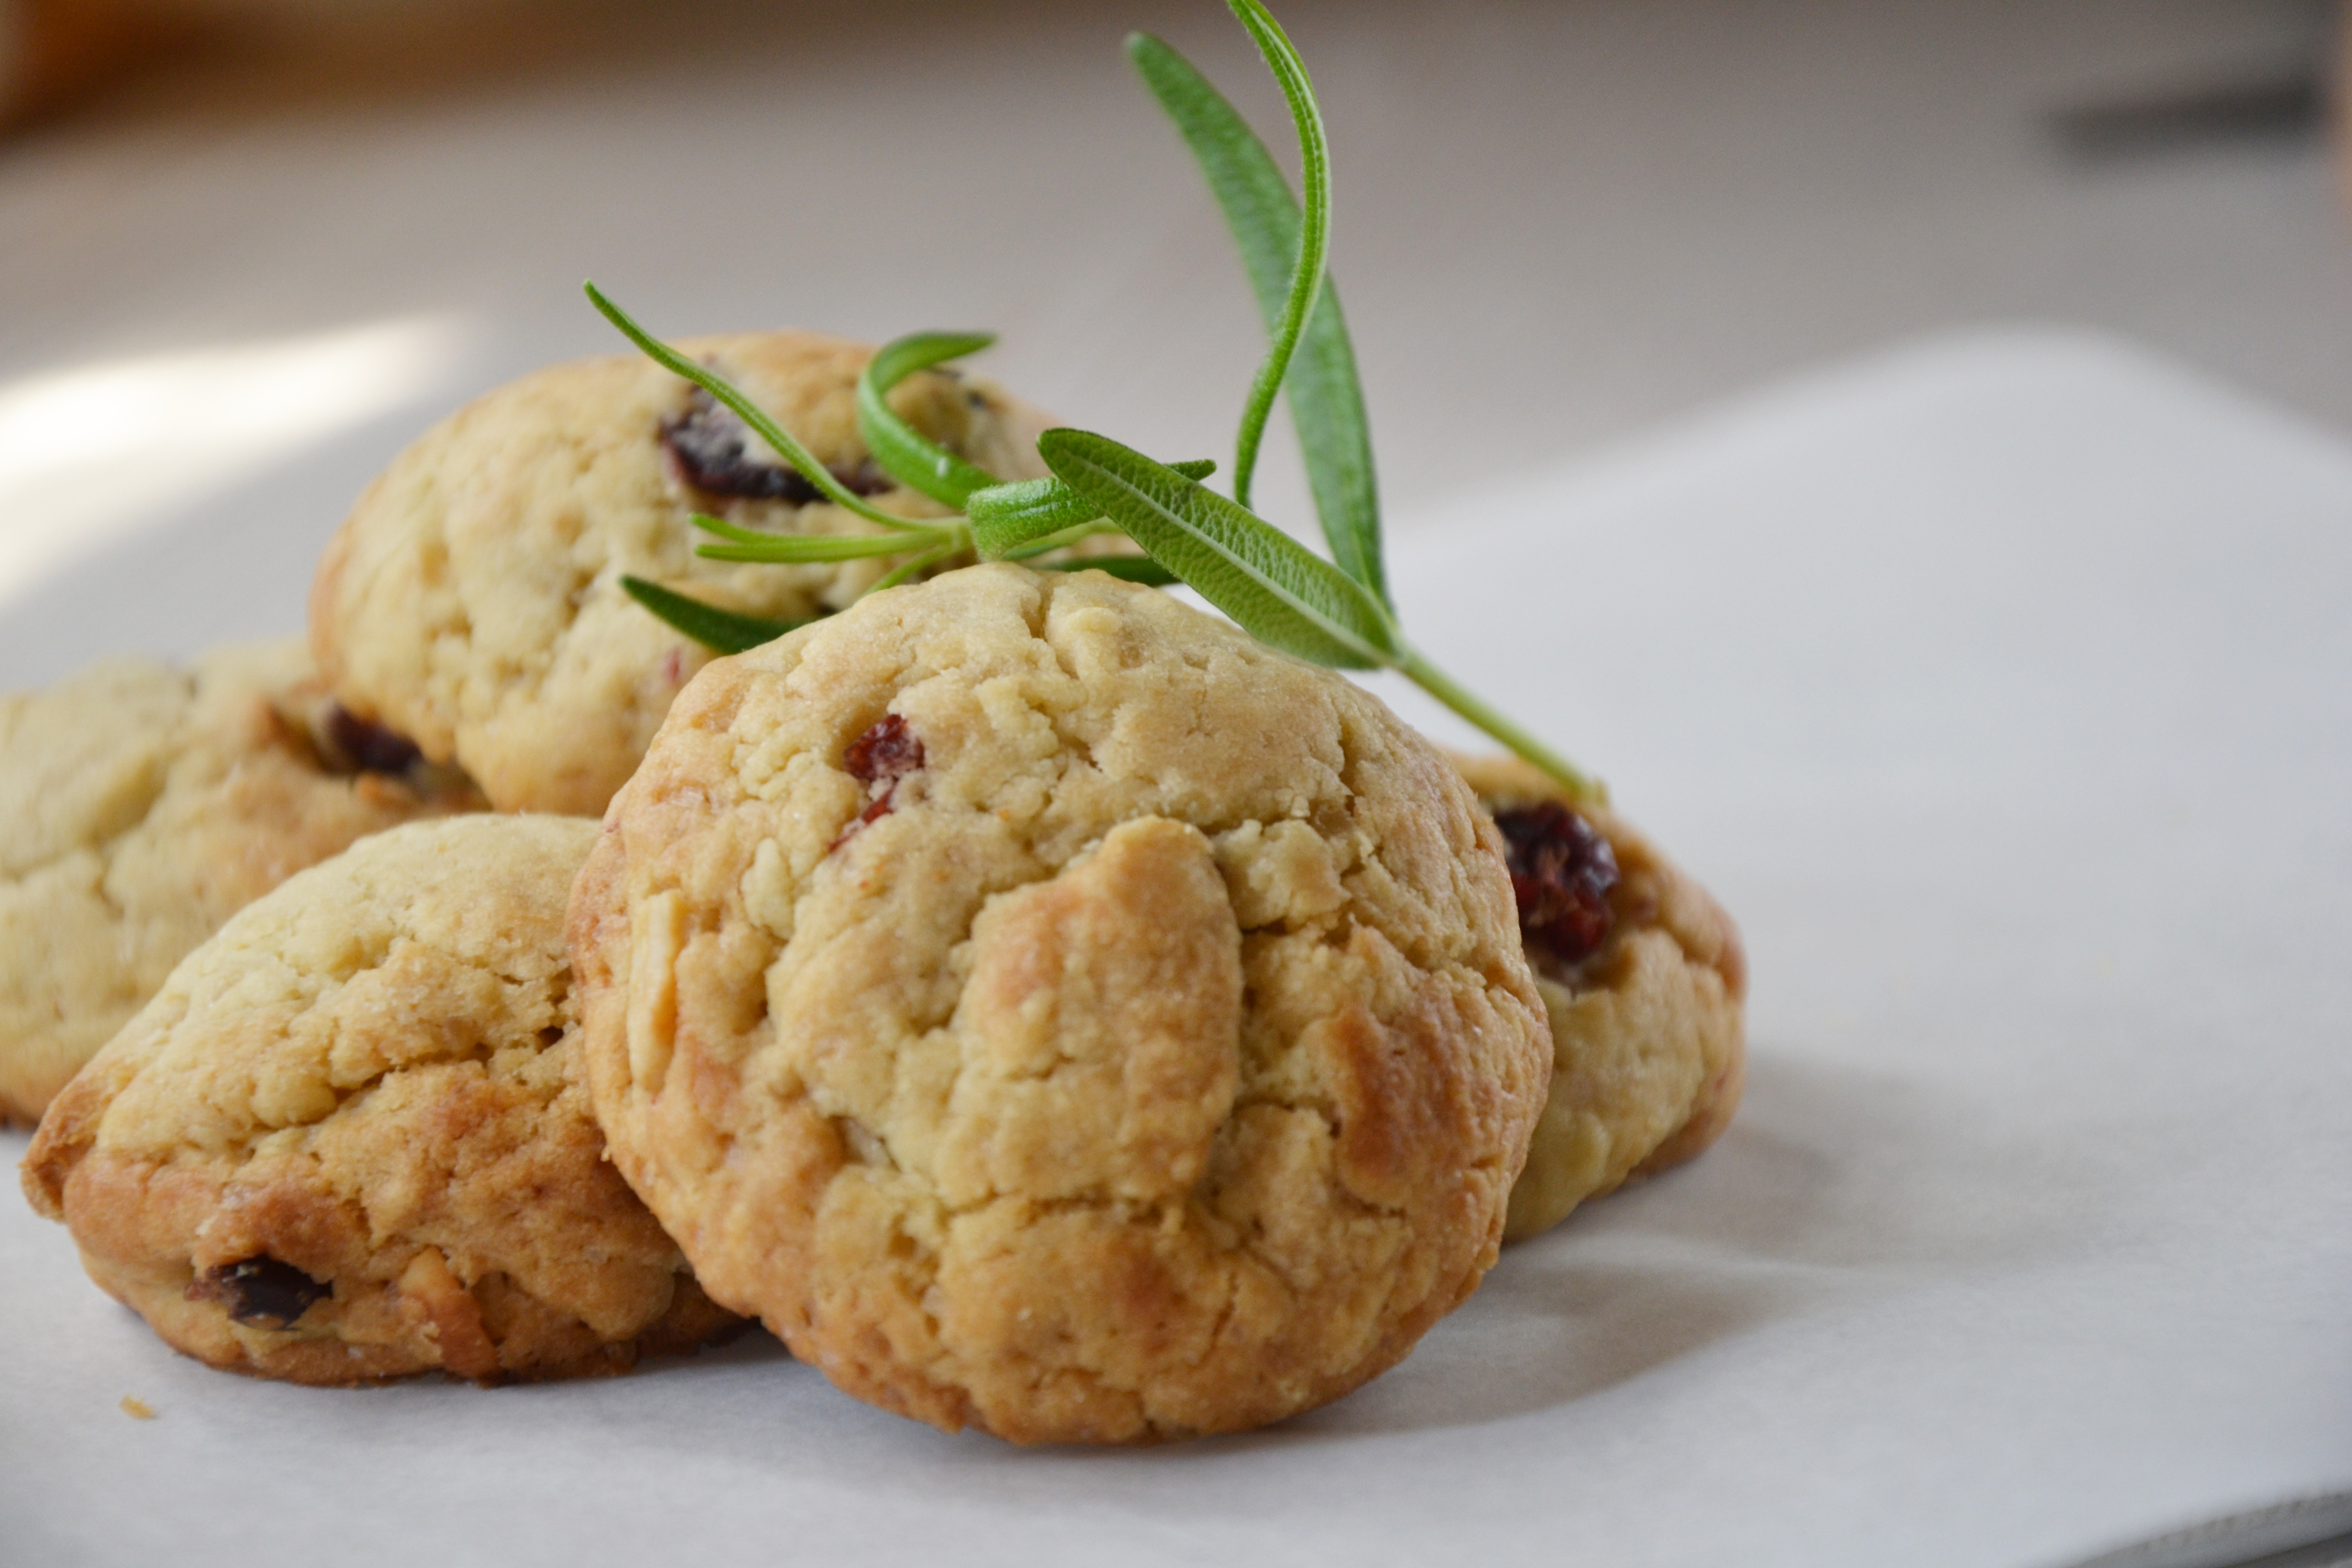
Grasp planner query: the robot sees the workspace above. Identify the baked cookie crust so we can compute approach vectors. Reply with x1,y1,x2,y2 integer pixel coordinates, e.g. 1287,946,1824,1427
21,815,737,1385
310,330,1054,817
570,564,1550,1443
0,641,477,1123
1451,755,1747,1242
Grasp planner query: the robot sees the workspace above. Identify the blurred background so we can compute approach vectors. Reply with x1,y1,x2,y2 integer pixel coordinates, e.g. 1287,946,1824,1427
0,0,2344,672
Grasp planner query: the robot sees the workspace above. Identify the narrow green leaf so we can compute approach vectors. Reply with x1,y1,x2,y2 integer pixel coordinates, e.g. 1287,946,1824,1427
857,331,1002,506
968,459,1215,558
1138,3,1328,518
1038,428,1398,670
689,513,940,564
967,477,1085,556
621,576,807,655
1038,555,1181,586
584,281,924,532
1128,29,1386,606
868,541,961,594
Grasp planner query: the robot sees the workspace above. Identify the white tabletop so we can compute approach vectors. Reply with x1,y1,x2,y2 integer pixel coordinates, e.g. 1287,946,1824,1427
3,325,2348,1567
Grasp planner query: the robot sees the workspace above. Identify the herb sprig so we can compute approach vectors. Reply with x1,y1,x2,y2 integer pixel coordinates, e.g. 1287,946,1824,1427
594,0,1597,802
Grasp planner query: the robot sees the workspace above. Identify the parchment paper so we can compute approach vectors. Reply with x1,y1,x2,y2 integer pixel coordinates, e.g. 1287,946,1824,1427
3,329,2345,1567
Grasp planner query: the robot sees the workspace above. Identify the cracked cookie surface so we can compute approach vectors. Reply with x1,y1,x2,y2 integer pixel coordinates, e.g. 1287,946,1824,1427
310,330,1055,817
1452,755,1747,1242
21,815,739,1385
570,564,1550,1443
0,641,477,1123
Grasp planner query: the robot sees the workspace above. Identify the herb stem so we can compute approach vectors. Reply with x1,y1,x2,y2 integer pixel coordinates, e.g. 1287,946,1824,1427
1003,520,1114,560
1394,645,1603,804
585,281,928,532
870,539,963,593
693,523,958,564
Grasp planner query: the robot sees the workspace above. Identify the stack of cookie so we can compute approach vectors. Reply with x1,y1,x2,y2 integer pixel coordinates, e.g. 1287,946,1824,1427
11,330,1743,1443
2,328,1047,1122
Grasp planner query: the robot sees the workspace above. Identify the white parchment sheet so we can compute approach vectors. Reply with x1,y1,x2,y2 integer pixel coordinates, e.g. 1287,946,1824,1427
4,329,2346,1567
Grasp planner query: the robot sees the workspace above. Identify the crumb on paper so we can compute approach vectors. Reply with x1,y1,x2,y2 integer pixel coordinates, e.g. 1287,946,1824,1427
119,1396,155,1420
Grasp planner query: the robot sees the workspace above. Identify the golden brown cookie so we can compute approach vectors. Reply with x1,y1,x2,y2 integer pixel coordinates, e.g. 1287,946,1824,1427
1451,755,1747,1242
20,815,739,1385
309,330,1054,817
0,641,479,1124
570,563,1550,1443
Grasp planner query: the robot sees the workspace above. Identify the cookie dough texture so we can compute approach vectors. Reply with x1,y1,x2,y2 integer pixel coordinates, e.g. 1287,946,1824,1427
21,815,739,1385
0,642,475,1123
310,330,1054,817
572,564,1550,1443
1454,755,1747,1242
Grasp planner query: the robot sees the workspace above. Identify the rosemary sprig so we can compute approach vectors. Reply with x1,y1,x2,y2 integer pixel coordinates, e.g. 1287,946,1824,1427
857,331,1003,506
1037,428,1393,670
619,576,807,655
1126,25,1384,606
966,459,1216,556
585,290,1202,628
592,0,1600,802
1036,428,1598,798
586,283,927,533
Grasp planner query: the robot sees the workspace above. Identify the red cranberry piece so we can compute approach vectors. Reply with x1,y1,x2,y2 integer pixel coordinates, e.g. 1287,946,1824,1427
830,715,925,850
660,388,892,502
1492,801,1619,970
186,1256,331,1329
325,703,424,776
844,714,923,790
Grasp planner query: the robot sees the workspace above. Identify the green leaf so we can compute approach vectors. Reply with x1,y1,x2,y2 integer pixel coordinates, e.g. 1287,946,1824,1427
1037,428,1398,670
621,576,807,655
966,477,1086,557
584,281,925,532
857,331,1003,506
1037,555,1181,586
1126,3,1329,521
688,513,942,564
968,459,1215,558
1128,29,1385,607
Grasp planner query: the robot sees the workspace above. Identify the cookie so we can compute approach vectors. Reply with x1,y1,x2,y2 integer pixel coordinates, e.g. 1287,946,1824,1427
569,562,1550,1444
310,330,1055,817
0,641,479,1123
20,814,740,1385
1451,755,1747,1242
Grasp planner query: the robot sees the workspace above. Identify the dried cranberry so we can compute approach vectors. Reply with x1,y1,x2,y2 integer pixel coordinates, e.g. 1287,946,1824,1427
325,703,424,775
187,1257,330,1329
660,388,892,502
844,714,924,790
830,716,925,850
1493,801,1618,970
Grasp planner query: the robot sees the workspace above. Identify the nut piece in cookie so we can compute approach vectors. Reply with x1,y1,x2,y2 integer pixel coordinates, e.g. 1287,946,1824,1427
1452,754,1748,1242
309,329,1056,817
569,563,1552,1443
19,815,739,1385
0,641,480,1123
